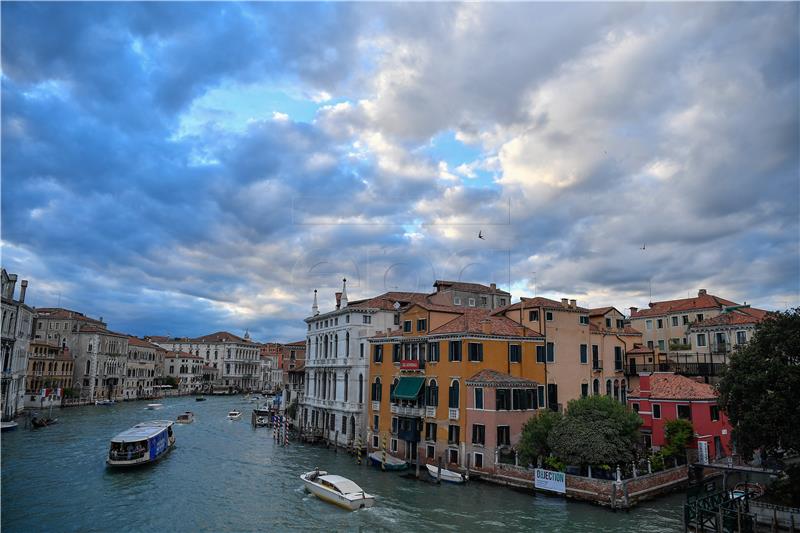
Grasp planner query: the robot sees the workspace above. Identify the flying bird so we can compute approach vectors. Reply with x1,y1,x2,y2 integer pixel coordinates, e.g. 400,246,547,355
641,243,646,250
478,230,485,240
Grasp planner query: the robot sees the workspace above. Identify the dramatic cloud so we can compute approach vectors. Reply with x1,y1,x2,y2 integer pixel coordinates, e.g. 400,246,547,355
2,3,798,341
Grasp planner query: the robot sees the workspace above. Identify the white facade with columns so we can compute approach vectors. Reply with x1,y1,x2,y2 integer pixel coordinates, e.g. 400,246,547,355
300,280,427,447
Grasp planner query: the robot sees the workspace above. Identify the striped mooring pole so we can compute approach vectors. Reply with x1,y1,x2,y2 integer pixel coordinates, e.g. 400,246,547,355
273,415,278,442
382,434,387,471
284,416,289,447
356,436,362,465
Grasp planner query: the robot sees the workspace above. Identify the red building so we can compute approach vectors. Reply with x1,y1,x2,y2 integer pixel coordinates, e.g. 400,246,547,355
627,372,732,460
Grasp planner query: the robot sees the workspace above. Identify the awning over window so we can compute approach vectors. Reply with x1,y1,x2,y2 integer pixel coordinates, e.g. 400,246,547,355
391,376,425,400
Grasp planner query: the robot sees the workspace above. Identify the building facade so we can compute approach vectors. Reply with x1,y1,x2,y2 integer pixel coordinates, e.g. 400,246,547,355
73,325,129,401
164,351,204,394
1,270,33,420
427,280,511,310
125,337,159,400
24,343,74,408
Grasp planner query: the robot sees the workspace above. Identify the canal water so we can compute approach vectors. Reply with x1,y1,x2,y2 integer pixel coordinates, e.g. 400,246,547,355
2,396,685,532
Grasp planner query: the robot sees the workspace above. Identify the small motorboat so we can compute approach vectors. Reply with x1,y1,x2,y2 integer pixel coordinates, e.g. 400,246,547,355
176,412,194,424
301,470,375,511
146,403,163,410
368,451,408,471
1,421,19,432
95,399,115,406
426,463,466,484
254,415,270,427
31,416,58,428
195,397,206,402
227,410,242,420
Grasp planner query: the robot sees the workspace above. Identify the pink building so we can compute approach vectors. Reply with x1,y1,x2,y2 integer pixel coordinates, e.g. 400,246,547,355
627,372,732,460
465,369,540,470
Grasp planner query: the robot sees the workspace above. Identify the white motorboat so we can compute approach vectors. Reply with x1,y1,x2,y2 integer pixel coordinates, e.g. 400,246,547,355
426,463,466,484
146,403,163,410
176,411,194,424
227,410,242,420
300,470,375,511
95,399,115,406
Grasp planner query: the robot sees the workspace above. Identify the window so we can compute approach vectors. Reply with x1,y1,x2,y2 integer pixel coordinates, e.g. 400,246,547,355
500,298,506,306
480,296,487,306
360,343,364,358
736,331,747,345
546,311,553,321
359,374,363,403
696,334,707,347
580,315,589,325
392,344,401,363
475,387,484,409
468,298,476,307
671,316,679,327
472,424,485,445
417,319,427,332
391,416,398,434
373,345,383,363
536,345,545,363
652,404,661,419
657,319,663,329
682,315,689,325
448,424,460,444
427,445,435,458
581,383,589,398
448,380,460,408
334,318,338,326
658,340,665,352
496,389,511,410
426,379,439,406
453,297,461,305
425,422,437,441
448,341,462,362
372,378,382,402
474,452,483,468
372,435,379,448
390,438,398,453
677,405,692,420
529,310,539,321
696,314,704,322
617,319,624,329
593,378,600,395
363,315,371,324
646,320,653,330
606,379,612,396
428,342,440,362
537,386,545,407
346,315,350,323
509,344,521,363
647,340,654,349
579,344,588,364
710,405,720,421
468,342,483,362
606,318,612,328
497,426,511,446
403,320,412,333
546,342,555,363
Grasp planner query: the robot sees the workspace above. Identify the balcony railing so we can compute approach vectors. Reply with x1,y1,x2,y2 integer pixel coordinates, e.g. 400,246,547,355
625,360,726,377
425,406,436,418
448,408,459,420
592,360,603,371
390,404,399,414
372,401,380,412
392,404,424,417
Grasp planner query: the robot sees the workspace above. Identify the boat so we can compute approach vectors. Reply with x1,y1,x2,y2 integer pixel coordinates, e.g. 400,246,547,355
146,403,163,410
227,410,242,420
254,416,270,427
195,397,206,402
425,463,466,483
95,399,115,406
300,470,375,510
31,415,58,428
106,420,175,468
176,412,194,424
367,451,408,471
0,421,19,432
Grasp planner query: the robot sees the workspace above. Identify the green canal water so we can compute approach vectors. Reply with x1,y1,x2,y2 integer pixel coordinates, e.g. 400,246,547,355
1,395,685,532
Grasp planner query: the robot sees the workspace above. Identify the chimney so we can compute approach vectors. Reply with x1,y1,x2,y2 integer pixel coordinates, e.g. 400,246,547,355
312,289,319,316
638,372,652,398
335,292,342,310
630,306,638,315
340,278,348,308
19,280,28,304
481,320,492,335
698,289,707,296
561,298,569,307
490,283,497,291
569,299,576,309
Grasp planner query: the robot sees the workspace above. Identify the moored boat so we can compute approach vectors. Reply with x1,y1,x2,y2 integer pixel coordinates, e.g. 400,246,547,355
146,403,163,410
227,410,242,420
367,451,408,471
0,421,19,432
95,399,115,406
195,397,206,402
300,470,375,510
425,463,466,483
106,421,175,467
31,415,58,428
176,412,194,424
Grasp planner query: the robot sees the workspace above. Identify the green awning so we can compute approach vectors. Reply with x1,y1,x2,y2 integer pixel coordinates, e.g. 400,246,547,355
391,377,425,400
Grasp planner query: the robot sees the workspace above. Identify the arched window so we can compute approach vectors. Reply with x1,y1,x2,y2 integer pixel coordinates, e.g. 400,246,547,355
358,374,363,403
334,334,339,357
613,379,620,401
593,378,600,396
449,380,460,409
344,372,349,402
427,379,439,406
323,335,329,358
606,379,612,396
390,378,399,400
86,360,91,374
620,379,627,404
345,332,350,357
372,377,382,402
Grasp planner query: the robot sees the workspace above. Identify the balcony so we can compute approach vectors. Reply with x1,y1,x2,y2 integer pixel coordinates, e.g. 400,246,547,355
390,404,399,414
592,360,603,372
448,408,459,420
710,342,730,355
392,404,424,417
372,401,380,412
425,406,436,418
625,360,726,377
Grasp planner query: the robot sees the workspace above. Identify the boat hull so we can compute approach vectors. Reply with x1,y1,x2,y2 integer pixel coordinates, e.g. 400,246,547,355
367,452,408,471
1,421,19,432
106,439,175,468
425,463,466,483
301,473,375,511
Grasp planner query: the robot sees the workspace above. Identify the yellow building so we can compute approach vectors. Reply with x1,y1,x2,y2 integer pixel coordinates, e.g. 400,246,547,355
367,302,545,469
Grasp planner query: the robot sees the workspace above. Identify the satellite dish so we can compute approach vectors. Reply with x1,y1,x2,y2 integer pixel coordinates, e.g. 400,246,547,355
393,301,401,310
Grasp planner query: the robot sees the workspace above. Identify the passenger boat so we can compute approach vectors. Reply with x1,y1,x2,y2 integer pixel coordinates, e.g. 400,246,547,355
300,470,375,510
95,399,115,406
227,410,242,420
425,463,466,483
146,403,163,410
106,421,175,467
367,451,408,471
176,412,194,424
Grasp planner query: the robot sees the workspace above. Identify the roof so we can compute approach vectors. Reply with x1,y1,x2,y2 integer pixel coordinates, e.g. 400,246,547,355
285,340,307,347
428,308,542,337
589,323,643,336
165,351,202,360
145,335,170,343
589,306,616,317
110,421,173,443
34,308,105,325
466,369,539,388
78,324,127,337
630,292,738,318
127,337,161,350
690,307,769,329
317,475,364,495
629,373,718,400
433,280,511,296
492,296,589,314
193,331,252,344
627,345,654,355
345,291,431,312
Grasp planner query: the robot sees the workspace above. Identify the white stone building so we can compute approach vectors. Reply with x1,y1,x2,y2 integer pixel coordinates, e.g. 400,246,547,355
125,337,160,400
1,270,34,420
164,351,204,394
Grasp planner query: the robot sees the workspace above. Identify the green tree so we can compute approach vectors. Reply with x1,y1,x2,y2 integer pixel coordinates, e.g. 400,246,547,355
717,308,800,460
547,395,642,467
661,419,694,459
517,410,562,466
163,376,179,388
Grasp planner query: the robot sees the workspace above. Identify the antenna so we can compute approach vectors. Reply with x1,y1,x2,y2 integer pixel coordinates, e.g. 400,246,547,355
531,271,537,297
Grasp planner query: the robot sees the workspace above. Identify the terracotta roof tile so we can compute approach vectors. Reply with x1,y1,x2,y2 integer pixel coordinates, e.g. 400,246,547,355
492,296,589,314
466,369,539,387
428,308,542,337
165,350,202,360
630,293,738,318
193,331,253,344
589,306,616,317
35,307,105,325
690,308,769,328
629,373,717,400
127,336,161,349
433,280,511,296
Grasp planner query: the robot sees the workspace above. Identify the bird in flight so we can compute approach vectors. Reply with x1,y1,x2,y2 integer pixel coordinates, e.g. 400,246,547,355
478,230,485,240
641,243,646,250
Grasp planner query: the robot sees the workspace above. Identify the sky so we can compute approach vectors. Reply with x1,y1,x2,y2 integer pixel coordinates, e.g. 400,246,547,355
2,2,798,342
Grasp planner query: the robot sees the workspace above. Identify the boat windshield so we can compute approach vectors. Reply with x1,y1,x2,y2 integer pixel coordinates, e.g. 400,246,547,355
109,440,147,461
